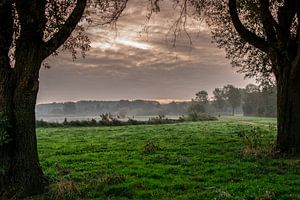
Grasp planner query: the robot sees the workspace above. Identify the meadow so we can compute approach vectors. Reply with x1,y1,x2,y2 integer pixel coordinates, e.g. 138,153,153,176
29,117,300,200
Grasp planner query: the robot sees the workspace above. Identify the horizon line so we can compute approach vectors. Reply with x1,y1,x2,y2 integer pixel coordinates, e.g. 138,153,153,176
37,98,192,105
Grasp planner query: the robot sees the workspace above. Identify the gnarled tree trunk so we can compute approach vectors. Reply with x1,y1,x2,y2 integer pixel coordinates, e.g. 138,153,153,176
0,47,48,198
0,0,87,198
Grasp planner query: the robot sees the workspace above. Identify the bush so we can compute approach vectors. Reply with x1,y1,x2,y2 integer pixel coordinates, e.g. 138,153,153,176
99,113,122,126
185,112,217,122
148,114,172,124
127,118,140,125
143,140,161,154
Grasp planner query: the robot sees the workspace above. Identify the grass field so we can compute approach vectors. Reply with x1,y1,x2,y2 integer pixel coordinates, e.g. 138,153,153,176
31,117,300,200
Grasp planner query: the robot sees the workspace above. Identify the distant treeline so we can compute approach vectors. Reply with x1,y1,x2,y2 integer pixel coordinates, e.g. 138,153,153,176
36,84,277,118
36,100,190,117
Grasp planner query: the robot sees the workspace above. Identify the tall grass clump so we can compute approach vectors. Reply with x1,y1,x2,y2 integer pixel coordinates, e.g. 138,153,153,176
236,126,276,156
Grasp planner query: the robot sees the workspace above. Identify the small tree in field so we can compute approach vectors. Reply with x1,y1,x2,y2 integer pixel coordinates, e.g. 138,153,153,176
195,90,209,104
189,90,209,114
212,88,226,114
223,85,241,116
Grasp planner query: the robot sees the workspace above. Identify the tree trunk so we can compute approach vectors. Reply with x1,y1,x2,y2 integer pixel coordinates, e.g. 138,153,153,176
0,54,48,198
276,66,300,153
0,68,14,194
232,107,235,116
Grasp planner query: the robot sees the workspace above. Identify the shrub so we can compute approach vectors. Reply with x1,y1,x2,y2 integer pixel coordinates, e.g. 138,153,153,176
185,112,217,122
127,118,140,125
148,114,170,124
143,140,161,154
99,113,122,126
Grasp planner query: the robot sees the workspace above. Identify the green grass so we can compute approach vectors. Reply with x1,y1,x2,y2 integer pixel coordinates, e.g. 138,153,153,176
33,117,300,200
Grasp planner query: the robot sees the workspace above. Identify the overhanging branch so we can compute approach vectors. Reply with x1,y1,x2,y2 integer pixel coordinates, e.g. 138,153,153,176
259,0,277,43
42,0,87,59
229,0,269,53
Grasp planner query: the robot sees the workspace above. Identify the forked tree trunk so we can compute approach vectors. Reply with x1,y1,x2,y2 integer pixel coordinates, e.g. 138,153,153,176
276,65,300,153
0,51,48,198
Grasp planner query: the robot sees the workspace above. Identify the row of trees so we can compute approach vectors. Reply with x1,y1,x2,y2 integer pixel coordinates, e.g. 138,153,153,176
36,100,190,116
189,84,277,117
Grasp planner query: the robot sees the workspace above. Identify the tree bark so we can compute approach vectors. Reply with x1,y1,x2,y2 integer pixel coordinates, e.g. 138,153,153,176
276,63,300,153
0,47,48,199
0,68,14,195
0,0,87,198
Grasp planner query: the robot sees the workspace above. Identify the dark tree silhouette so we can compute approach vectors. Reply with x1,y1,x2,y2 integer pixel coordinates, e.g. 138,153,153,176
0,0,128,198
204,0,300,153
195,90,209,104
212,88,226,112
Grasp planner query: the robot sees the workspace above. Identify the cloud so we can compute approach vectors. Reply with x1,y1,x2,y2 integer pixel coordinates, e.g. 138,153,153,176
38,1,254,103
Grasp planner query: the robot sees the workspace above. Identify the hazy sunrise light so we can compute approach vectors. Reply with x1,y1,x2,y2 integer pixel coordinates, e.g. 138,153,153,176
38,1,254,104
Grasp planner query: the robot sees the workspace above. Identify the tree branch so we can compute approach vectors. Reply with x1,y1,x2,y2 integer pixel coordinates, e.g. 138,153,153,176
42,0,87,59
277,0,296,46
228,0,269,53
259,0,277,43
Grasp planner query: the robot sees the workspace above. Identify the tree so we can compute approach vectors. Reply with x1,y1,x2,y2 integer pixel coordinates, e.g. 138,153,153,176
0,0,127,198
203,0,300,153
195,90,209,103
212,88,226,113
189,90,209,114
188,100,206,114
242,84,261,116
223,85,241,116
260,85,277,117
242,84,277,117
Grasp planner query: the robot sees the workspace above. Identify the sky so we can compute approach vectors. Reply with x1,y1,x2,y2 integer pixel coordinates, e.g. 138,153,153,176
37,1,254,104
